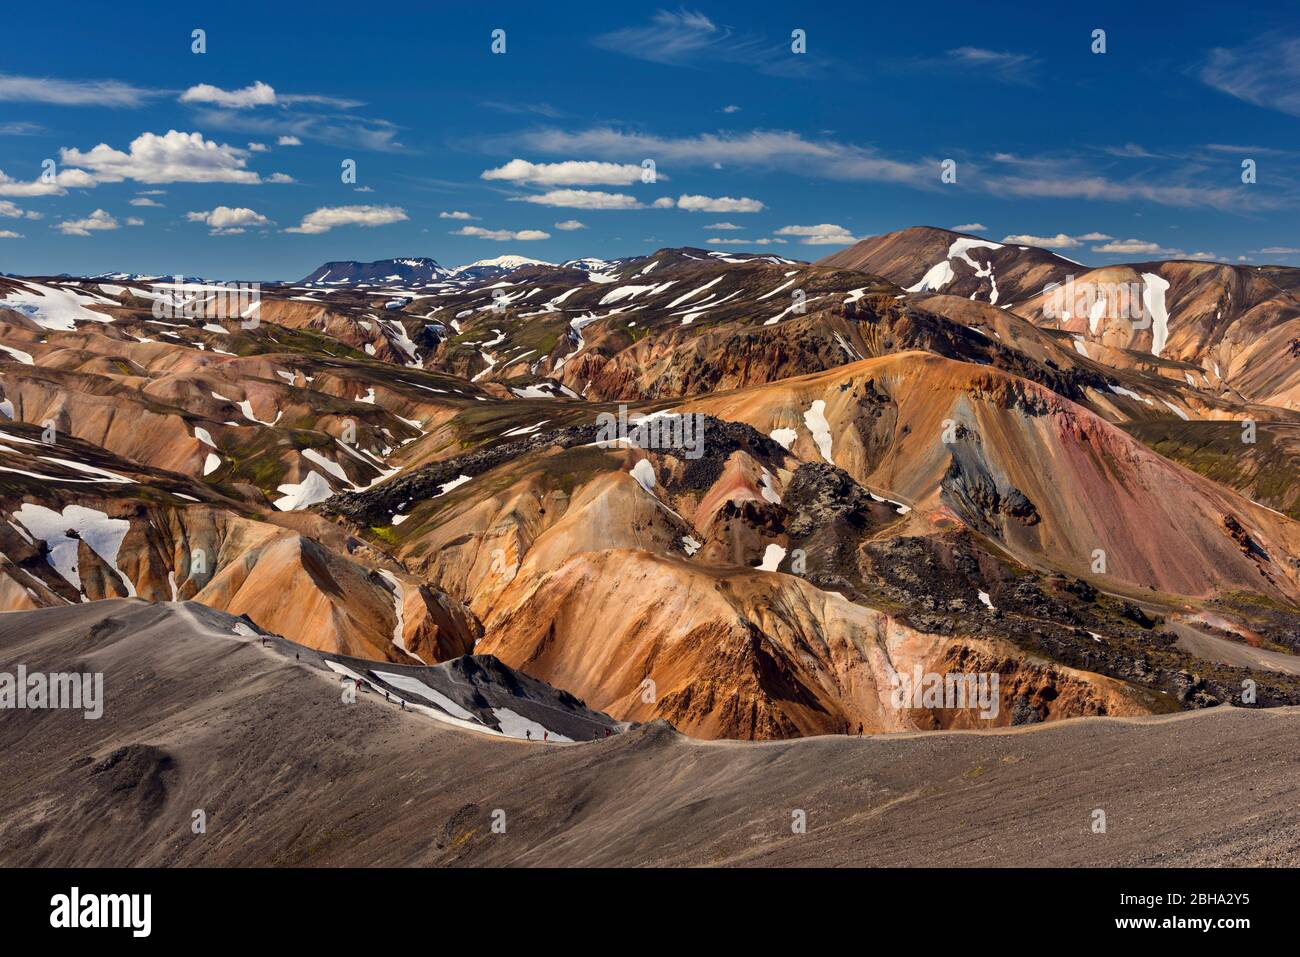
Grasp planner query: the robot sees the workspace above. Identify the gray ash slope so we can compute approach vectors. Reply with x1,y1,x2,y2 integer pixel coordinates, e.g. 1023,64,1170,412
1,597,1298,866
0,600,618,746
328,651,621,741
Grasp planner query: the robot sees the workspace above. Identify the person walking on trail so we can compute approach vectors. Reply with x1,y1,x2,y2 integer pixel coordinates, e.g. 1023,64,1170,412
543,731,548,742
525,729,531,741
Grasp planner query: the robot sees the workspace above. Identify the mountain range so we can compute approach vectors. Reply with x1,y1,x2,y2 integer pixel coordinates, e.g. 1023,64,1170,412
1,225,1297,740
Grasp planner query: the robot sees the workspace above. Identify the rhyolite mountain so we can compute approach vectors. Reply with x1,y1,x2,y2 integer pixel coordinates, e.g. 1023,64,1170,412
2,225,1299,740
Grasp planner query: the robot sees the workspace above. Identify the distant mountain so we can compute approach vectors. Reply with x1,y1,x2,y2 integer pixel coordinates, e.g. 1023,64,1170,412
299,257,451,286
449,255,556,281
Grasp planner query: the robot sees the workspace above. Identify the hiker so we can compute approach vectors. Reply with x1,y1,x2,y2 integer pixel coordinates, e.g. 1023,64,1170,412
525,729,531,740
543,731,548,742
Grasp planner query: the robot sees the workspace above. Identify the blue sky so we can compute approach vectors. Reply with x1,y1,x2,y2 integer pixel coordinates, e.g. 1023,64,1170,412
2,0,1298,279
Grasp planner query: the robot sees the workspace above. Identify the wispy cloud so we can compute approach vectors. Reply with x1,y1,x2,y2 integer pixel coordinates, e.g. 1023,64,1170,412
594,10,773,66
481,100,563,118
0,121,44,136
1104,143,1160,159
592,10,832,78
193,108,402,152
981,153,1268,211
1201,34,1300,117
0,73,162,107
943,46,1038,83
515,127,930,186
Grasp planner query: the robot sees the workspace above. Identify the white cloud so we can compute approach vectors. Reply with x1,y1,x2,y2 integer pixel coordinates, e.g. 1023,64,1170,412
554,219,586,230
514,189,644,210
130,197,162,207
187,206,271,234
56,208,118,236
285,204,407,234
1001,232,1080,249
180,82,277,109
0,229,21,238
774,223,857,244
482,158,654,186
60,130,262,184
0,167,96,197
676,193,763,213
1258,246,1300,254
1076,231,1112,241
722,104,741,113
1092,238,1175,255
951,223,987,232
0,73,160,107
277,135,302,146
248,142,270,152
439,210,476,220
267,172,295,183
705,221,743,230
125,217,144,226
454,225,550,241
707,237,785,245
